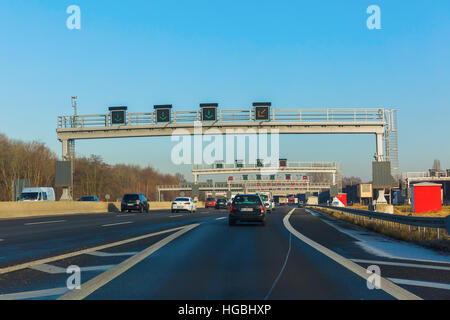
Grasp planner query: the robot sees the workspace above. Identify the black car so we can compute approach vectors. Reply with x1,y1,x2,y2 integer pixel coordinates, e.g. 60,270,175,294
121,193,150,213
215,198,228,209
229,194,266,226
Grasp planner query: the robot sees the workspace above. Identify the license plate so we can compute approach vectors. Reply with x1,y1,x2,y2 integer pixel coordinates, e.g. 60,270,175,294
241,208,253,212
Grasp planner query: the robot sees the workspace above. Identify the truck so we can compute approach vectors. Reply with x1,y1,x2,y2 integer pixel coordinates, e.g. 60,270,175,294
19,187,56,202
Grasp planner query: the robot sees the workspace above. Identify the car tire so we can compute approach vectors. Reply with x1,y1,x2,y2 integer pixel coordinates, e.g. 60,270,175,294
229,219,236,226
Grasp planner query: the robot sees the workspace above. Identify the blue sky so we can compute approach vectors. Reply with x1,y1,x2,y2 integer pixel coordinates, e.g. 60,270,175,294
0,0,449,181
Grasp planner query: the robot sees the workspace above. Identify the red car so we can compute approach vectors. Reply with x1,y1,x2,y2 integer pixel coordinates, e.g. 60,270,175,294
205,197,217,209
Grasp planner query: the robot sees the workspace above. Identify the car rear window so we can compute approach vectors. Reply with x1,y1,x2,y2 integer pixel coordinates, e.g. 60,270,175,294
233,195,262,205
260,194,269,201
175,198,190,202
206,198,215,201
123,194,139,201
217,199,227,203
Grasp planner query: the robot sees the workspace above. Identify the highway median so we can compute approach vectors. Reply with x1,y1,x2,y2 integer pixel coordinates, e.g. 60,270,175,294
0,202,205,220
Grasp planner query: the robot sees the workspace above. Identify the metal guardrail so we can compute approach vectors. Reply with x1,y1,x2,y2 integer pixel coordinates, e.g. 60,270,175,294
58,108,386,129
310,205,450,235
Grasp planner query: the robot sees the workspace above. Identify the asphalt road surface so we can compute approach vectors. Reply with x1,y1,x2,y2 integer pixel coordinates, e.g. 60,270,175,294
0,206,449,300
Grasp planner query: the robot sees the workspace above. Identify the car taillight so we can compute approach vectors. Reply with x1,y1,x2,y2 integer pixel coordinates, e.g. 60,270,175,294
261,205,265,213
136,200,140,204
230,205,233,213
185,203,190,205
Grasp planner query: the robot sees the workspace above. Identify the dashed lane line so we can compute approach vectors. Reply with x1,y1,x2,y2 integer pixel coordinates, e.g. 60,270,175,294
388,278,450,291
283,209,422,300
25,220,66,226
88,251,138,257
0,287,69,301
0,224,193,275
101,222,133,228
29,264,115,274
351,259,450,271
216,217,227,221
59,223,200,300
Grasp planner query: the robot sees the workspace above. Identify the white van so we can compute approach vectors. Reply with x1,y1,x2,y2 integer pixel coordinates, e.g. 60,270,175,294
19,188,56,202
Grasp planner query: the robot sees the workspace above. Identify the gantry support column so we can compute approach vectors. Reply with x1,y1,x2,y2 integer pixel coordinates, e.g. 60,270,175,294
60,139,74,201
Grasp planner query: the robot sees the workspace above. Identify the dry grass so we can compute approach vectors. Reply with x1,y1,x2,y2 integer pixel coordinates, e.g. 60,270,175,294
312,207,450,253
349,204,450,218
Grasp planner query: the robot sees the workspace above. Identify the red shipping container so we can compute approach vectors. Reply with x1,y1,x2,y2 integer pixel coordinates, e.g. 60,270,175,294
412,183,442,214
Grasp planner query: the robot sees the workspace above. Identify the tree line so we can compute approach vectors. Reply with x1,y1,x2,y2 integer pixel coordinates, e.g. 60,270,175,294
0,133,181,201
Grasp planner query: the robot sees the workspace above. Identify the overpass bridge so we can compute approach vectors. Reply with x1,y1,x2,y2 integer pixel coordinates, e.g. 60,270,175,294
56,106,399,200
191,161,341,185
157,180,331,200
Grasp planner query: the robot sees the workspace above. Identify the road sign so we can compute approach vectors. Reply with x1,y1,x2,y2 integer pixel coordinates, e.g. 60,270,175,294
257,175,262,181
286,174,291,180
105,194,111,201
200,104,218,122
257,159,264,168
243,175,248,181
330,185,339,198
216,162,224,169
55,161,73,187
109,107,127,125
154,105,172,123
280,159,287,167
373,162,395,189
253,102,271,121
236,160,244,168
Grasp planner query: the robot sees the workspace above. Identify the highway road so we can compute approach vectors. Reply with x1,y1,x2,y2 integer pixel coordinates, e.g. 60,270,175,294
0,206,449,300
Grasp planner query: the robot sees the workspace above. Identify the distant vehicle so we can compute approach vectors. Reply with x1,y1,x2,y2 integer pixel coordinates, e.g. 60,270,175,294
205,197,217,209
79,196,100,202
19,188,55,202
298,201,305,208
121,194,149,213
172,197,196,214
215,198,228,209
258,193,273,214
229,194,266,226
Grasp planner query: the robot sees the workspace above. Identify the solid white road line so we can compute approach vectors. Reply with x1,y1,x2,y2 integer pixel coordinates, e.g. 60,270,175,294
388,278,450,291
0,224,194,275
216,217,227,221
88,251,139,257
117,214,135,218
351,259,450,271
29,263,115,274
101,222,133,227
59,223,200,300
25,220,66,226
0,287,69,301
283,209,422,300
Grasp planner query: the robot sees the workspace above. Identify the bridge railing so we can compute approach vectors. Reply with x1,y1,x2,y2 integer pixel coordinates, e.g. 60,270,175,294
57,108,387,129
192,162,337,171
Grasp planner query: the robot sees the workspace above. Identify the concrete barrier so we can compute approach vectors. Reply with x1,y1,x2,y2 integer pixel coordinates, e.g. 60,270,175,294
0,201,205,219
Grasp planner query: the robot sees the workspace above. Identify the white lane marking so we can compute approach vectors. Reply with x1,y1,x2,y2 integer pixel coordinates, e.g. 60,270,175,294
170,215,183,218
265,233,292,300
101,222,132,228
388,278,450,291
352,259,450,271
216,217,227,221
0,224,193,275
59,223,200,300
0,239,3,242
0,287,68,301
29,264,115,274
283,209,422,300
88,251,138,257
25,220,66,226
